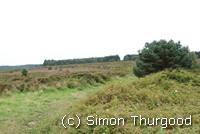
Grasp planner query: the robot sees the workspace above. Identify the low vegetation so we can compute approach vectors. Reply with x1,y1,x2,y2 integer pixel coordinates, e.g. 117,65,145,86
0,84,99,134
59,69,200,133
0,61,132,95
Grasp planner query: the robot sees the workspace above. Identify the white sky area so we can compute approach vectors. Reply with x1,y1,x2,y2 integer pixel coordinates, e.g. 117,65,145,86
0,0,200,65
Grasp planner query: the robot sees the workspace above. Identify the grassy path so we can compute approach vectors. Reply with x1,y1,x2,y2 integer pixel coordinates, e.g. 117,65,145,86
0,86,98,134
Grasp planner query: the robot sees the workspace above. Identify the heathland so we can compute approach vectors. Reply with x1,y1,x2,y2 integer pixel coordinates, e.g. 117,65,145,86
0,60,199,134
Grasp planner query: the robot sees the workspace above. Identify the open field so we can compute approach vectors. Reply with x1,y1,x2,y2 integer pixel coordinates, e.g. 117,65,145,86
0,61,200,133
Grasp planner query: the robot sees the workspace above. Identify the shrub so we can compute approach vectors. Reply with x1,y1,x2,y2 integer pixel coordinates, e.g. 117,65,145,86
48,66,52,70
21,69,28,76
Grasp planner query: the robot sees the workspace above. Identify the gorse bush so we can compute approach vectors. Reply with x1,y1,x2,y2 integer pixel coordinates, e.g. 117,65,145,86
62,70,200,133
134,39,195,77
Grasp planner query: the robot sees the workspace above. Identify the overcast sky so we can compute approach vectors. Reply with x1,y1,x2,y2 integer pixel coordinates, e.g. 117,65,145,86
0,0,199,65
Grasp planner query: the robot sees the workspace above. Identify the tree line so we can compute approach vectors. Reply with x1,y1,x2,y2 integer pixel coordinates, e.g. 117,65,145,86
43,55,121,66
42,47,199,67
